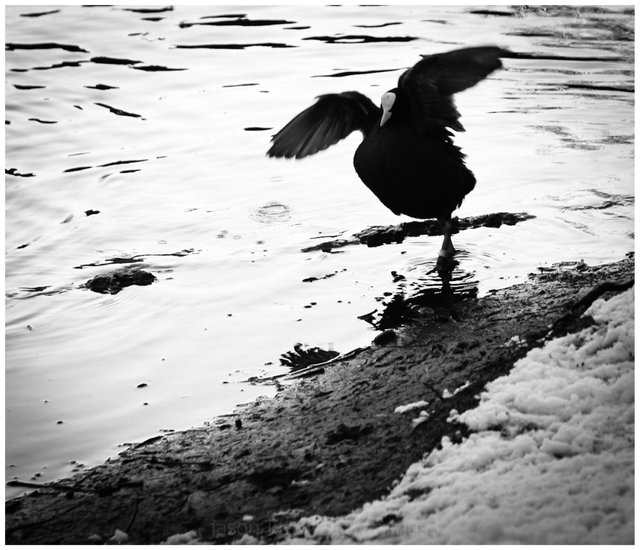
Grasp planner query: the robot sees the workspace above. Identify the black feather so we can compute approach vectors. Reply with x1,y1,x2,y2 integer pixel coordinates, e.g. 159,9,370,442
267,92,379,158
266,46,508,223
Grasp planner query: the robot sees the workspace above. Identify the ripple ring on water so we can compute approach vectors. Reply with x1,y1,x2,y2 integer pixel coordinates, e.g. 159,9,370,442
251,201,292,224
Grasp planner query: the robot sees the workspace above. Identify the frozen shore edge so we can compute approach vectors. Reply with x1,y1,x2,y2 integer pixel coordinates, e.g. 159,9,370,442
6,253,634,544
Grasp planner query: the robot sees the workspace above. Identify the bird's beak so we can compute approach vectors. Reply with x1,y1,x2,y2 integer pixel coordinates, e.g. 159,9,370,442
380,107,391,127
379,91,396,127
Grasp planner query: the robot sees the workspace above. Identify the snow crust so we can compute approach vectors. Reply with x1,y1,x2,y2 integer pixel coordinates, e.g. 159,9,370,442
285,289,635,544
160,530,202,545
394,400,429,414
442,380,470,399
108,529,129,544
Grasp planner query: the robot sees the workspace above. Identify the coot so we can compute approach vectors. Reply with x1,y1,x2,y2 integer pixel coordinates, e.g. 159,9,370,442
267,46,505,270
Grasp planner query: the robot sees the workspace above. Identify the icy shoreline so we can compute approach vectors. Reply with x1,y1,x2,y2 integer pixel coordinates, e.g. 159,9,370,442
282,288,634,544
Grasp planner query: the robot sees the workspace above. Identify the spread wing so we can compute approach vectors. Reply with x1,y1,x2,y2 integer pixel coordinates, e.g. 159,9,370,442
399,46,506,132
266,91,379,159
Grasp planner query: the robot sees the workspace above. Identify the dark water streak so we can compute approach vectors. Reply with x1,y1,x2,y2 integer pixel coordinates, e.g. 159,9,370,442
179,17,295,28
6,42,87,52
175,42,295,50
19,9,61,18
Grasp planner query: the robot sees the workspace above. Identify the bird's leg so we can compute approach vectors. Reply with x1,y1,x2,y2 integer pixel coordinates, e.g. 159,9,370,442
436,217,456,277
437,217,455,258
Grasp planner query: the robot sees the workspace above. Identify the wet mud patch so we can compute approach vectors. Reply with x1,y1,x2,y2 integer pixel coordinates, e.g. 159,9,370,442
302,211,534,253
84,267,156,294
6,254,633,544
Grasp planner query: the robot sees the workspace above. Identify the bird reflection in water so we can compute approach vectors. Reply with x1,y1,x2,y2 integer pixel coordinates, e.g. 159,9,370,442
414,249,478,302
364,252,479,331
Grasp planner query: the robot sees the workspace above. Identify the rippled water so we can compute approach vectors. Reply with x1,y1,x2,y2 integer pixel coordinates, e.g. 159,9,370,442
5,5,634,497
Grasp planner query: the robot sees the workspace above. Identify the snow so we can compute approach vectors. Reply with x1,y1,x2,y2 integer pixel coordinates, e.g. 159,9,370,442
108,529,129,544
442,380,470,399
160,530,202,545
394,400,429,414
411,410,430,428
284,288,634,544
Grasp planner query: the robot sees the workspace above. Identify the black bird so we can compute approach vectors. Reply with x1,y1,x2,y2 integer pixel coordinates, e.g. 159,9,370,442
267,46,506,272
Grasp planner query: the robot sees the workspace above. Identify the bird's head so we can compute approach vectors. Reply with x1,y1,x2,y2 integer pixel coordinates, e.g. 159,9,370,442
380,91,396,127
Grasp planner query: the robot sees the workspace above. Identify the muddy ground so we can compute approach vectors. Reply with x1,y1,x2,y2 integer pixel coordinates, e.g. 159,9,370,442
5,253,634,544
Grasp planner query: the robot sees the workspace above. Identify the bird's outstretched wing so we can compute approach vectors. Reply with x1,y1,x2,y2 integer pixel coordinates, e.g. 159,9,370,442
399,46,506,132
267,91,379,159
